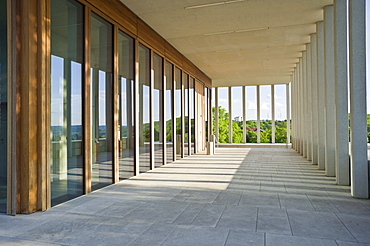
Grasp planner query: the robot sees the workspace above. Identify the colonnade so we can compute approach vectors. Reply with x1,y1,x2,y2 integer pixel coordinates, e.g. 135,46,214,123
291,0,369,198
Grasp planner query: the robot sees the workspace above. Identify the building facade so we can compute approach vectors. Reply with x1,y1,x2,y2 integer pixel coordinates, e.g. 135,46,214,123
1,0,212,214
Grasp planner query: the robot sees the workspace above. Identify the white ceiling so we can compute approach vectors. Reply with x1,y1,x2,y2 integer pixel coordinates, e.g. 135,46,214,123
120,0,333,87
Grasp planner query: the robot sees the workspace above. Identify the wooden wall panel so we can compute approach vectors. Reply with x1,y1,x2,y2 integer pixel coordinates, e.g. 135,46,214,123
165,42,183,68
138,19,165,55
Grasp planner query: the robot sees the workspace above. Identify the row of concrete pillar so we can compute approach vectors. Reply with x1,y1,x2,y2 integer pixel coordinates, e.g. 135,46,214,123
291,0,369,198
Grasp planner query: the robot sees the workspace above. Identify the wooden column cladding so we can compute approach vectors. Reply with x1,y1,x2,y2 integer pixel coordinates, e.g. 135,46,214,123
12,0,50,213
83,7,92,194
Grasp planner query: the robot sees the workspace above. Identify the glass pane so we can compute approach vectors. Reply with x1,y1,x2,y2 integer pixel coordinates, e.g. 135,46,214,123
166,62,174,163
175,68,182,159
246,86,257,143
0,0,7,212
139,44,151,172
260,85,271,143
232,86,243,143
184,73,189,156
91,13,113,190
190,78,195,155
275,84,287,143
118,31,134,179
218,87,229,143
50,0,84,206
154,53,163,167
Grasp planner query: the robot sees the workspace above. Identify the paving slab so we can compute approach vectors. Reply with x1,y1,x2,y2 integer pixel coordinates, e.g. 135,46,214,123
0,147,369,245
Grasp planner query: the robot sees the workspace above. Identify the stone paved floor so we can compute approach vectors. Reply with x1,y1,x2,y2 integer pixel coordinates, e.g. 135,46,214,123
1,148,370,246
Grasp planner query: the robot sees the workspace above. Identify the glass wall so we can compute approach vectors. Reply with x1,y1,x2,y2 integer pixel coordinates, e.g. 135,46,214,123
139,44,151,172
246,86,257,143
166,62,174,163
175,68,182,159
218,87,229,143
153,53,163,167
190,78,195,154
232,86,242,143
50,0,84,206
118,31,134,179
260,85,272,143
0,0,7,212
275,84,287,143
213,85,291,145
184,73,189,156
90,13,113,190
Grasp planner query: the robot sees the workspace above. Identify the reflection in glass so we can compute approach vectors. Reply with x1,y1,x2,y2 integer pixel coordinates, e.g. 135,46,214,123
154,54,163,167
118,31,134,179
184,74,189,156
50,0,83,205
91,13,113,190
190,78,195,155
166,62,174,163
139,44,151,172
175,68,182,159
0,0,7,212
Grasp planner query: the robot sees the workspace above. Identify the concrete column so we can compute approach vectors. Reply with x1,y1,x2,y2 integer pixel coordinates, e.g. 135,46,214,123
334,0,350,185
294,68,299,150
242,86,246,143
306,44,312,161
272,85,275,144
317,21,326,170
302,52,307,158
228,87,232,143
291,73,294,148
311,34,319,165
286,83,291,145
257,85,261,143
349,0,368,198
299,57,304,155
324,6,336,177
215,87,219,143
295,65,300,152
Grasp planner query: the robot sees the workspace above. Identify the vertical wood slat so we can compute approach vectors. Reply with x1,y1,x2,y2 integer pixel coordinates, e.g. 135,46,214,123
134,39,140,176
162,59,167,165
8,0,17,215
181,70,185,158
37,0,51,211
18,0,39,213
113,26,119,183
150,50,154,170
172,66,177,161
83,7,91,194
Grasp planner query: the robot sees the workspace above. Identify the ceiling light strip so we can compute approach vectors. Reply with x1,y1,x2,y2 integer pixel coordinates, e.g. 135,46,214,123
185,1,225,9
184,0,245,10
203,27,268,36
235,27,269,33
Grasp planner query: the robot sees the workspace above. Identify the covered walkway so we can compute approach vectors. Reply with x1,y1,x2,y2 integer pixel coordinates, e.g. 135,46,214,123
1,148,369,245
